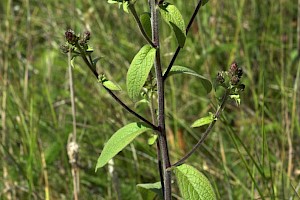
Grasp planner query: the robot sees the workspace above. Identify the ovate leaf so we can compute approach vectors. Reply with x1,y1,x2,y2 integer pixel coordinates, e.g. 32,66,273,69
96,122,152,171
98,74,122,91
147,134,158,145
136,182,163,200
127,45,156,100
140,12,152,39
191,112,216,128
174,164,216,200
159,3,186,47
103,80,122,91
164,65,212,93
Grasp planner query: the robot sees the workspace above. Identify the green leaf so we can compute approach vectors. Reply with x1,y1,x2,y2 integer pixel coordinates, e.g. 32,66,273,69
135,99,149,108
202,0,210,6
123,1,129,13
159,3,186,47
230,94,241,105
92,57,102,67
103,80,122,91
174,164,216,200
127,45,156,100
147,134,158,145
136,182,163,200
98,74,122,91
140,12,152,39
107,0,123,4
95,122,152,171
86,45,94,52
164,65,212,93
191,112,216,128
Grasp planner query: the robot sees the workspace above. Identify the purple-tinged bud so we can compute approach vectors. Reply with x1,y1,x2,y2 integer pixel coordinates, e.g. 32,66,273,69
231,75,240,85
65,29,78,44
229,62,238,75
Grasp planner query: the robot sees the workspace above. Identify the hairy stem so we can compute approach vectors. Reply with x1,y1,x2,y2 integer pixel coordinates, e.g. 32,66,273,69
149,92,165,194
172,89,230,167
163,0,203,81
150,1,171,199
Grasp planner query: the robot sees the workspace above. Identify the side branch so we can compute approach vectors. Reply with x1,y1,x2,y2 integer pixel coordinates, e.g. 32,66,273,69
172,89,230,167
75,44,158,131
128,4,156,48
163,0,203,81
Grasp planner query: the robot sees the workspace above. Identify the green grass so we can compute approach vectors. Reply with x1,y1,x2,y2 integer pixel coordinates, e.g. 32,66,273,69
0,0,299,199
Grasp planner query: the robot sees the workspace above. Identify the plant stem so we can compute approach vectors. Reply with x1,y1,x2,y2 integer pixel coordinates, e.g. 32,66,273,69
128,4,156,48
163,0,203,81
150,1,171,199
149,93,165,194
172,89,230,167
75,44,158,130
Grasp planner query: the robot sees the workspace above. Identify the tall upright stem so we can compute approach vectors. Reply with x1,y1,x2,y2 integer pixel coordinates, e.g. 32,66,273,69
150,1,171,199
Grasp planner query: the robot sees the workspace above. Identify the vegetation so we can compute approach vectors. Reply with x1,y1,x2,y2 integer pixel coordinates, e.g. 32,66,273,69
0,0,299,199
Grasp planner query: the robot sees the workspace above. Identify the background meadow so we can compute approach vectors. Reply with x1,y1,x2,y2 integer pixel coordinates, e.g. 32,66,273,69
0,0,299,199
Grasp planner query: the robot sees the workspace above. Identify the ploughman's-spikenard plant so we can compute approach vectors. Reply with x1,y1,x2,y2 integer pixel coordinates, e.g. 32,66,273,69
61,0,245,199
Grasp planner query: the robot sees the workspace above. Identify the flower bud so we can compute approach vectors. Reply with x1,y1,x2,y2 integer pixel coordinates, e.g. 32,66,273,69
60,44,69,54
216,72,225,84
230,75,240,85
65,29,78,44
230,62,238,74
237,68,243,78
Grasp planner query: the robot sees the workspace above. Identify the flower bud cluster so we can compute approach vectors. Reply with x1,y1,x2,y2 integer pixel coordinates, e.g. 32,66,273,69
229,62,243,85
60,29,92,55
215,62,245,92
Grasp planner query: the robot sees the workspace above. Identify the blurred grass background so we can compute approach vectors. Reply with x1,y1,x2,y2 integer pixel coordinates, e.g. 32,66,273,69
0,0,299,199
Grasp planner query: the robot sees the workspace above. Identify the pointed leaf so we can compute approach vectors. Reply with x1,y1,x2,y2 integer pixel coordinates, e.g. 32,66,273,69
159,3,186,47
164,65,212,93
95,122,152,170
136,182,163,200
191,112,216,128
103,80,122,91
127,45,156,100
140,12,152,39
202,0,210,6
174,164,216,200
92,57,102,66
